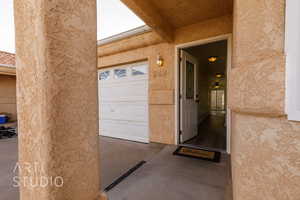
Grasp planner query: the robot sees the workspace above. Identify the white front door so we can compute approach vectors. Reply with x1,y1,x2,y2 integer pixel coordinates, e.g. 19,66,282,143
180,50,198,143
98,62,149,143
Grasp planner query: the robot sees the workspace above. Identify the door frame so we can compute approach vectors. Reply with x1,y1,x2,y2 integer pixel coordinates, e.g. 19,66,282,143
174,34,232,154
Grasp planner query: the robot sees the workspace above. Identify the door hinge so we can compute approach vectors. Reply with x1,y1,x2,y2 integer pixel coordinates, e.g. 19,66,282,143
179,130,183,137
179,130,183,143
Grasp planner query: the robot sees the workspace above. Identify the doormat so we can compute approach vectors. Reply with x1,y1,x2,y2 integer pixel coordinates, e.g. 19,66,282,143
173,146,221,162
104,160,146,192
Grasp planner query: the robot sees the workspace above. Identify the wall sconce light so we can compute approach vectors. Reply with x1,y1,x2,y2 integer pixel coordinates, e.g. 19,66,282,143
157,55,164,67
208,56,217,63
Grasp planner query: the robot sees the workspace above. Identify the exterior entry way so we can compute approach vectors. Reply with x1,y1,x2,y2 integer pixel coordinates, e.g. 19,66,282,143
178,39,229,152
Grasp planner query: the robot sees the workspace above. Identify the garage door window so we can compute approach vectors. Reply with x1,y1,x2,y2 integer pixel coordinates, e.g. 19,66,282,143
100,71,110,80
132,65,147,76
114,69,127,79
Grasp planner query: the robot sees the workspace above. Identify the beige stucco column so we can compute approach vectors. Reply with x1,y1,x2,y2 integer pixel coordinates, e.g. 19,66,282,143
230,0,300,200
14,0,102,199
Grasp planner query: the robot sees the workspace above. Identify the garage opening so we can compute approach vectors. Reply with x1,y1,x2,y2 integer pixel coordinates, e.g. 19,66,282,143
178,39,229,152
98,61,149,143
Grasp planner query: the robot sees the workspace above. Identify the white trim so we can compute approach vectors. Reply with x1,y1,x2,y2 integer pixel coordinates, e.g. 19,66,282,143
0,64,15,68
174,34,232,154
0,64,16,76
285,0,300,121
97,25,151,46
226,36,232,154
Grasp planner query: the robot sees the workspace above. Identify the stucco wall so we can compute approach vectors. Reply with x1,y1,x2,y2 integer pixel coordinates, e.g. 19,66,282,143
230,0,300,199
98,15,232,144
0,75,17,120
231,114,300,200
15,0,101,199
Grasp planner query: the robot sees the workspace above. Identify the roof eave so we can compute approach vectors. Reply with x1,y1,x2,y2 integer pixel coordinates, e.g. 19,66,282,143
0,64,16,76
97,25,151,46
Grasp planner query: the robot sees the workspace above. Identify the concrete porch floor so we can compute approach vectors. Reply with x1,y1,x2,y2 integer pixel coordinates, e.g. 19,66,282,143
0,137,232,200
106,146,232,200
100,136,166,189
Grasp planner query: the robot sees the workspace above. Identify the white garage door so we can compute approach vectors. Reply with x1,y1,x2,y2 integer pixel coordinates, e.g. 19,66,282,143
98,62,149,143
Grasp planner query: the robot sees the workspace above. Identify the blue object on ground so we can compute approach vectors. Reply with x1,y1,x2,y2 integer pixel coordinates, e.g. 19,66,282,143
0,115,8,124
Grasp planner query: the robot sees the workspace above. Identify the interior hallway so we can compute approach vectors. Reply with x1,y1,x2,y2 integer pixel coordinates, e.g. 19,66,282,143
186,112,227,151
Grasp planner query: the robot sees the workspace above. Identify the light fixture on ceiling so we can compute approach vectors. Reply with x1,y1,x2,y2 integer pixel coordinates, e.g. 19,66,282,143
214,82,220,89
216,73,223,78
157,55,164,67
208,56,217,63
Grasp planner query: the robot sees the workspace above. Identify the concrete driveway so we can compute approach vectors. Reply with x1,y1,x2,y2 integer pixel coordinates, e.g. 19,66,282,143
0,136,164,200
0,138,18,200
0,137,232,200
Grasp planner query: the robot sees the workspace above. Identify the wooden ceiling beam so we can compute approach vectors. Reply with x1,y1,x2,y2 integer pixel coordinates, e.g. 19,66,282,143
121,0,174,43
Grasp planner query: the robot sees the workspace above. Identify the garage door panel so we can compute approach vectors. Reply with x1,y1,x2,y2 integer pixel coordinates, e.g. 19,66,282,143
100,102,148,122
100,83,147,101
107,76,148,83
100,120,148,143
100,92,147,102
98,62,149,143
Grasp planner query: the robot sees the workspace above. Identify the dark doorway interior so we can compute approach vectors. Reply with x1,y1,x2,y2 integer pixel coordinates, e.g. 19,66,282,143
185,112,226,150
181,40,228,151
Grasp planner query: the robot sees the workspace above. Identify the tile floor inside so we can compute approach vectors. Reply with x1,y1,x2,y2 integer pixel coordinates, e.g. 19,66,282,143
186,112,227,151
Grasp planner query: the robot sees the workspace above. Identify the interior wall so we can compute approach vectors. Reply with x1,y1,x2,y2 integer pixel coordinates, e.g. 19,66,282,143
98,15,232,144
0,75,17,121
197,60,210,121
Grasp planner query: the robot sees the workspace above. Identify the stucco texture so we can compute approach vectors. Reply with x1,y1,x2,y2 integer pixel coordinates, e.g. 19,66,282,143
14,0,101,200
230,0,285,114
230,0,300,199
231,114,300,200
98,15,232,144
